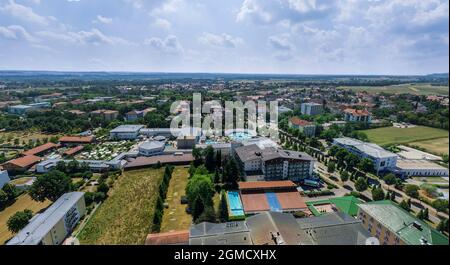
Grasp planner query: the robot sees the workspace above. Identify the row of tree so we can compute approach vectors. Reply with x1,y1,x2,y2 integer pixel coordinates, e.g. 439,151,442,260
152,165,174,232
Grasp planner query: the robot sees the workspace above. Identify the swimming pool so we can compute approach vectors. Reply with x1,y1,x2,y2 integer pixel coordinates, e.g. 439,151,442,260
227,191,245,219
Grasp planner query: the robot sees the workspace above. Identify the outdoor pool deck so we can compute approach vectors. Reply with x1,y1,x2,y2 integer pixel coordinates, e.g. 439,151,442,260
226,191,245,220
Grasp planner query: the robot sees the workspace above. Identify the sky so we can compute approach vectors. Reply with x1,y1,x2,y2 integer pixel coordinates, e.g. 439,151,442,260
0,0,448,75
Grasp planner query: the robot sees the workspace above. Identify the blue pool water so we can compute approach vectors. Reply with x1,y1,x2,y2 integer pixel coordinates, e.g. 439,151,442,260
205,140,218,145
227,191,245,217
229,132,252,142
266,193,282,212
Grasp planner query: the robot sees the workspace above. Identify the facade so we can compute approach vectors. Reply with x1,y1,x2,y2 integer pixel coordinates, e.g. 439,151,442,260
7,192,86,245
110,125,145,140
138,141,165,156
393,159,449,178
288,117,316,137
125,108,155,122
357,200,448,245
1,155,42,173
300,102,323,116
0,170,10,189
333,137,398,173
177,135,197,149
8,102,51,115
90,109,119,121
234,144,314,181
344,108,372,123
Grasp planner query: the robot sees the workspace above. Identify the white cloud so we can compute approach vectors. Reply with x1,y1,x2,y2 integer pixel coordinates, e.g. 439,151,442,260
94,15,113,24
0,24,37,42
37,28,131,45
268,34,294,51
153,18,171,30
144,35,183,54
0,0,49,25
198,33,243,48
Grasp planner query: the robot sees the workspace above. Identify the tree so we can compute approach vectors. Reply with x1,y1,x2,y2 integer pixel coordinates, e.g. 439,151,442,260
420,183,439,198
2,183,17,201
192,196,205,221
223,155,240,186
67,160,79,173
196,206,216,223
340,171,349,182
399,200,411,212
186,175,215,214
404,184,420,199
7,209,33,233
215,150,222,170
29,170,72,202
97,182,110,194
437,219,449,233
383,174,397,185
213,170,221,184
371,186,385,201
355,177,368,192
432,199,449,213
327,161,336,173
218,191,228,222
0,190,8,209
358,158,375,173
192,147,203,167
204,146,215,172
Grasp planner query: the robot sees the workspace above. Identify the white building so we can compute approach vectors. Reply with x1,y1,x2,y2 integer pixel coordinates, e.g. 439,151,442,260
110,125,145,140
300,103,323,116
138,141,166,156
333,138,398,174
394,159,449,178
0,170,10,189
7,192,86,245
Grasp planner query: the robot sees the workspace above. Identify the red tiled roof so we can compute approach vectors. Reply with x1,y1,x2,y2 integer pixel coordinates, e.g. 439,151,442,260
238,181,297,191
289,117,312,127
63,145,84,156
59,136,94,143
23,142,60,156
344,108,371,116
4,155,41,168
145,231,189,245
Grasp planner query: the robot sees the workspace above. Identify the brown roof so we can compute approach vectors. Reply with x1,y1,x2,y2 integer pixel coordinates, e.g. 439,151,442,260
276,192,307,210
59,136,94,143
145,231,189,245
289,117,312,127
124,154,194,169
241,193,270,213
63,145,84,156
239,181,297,191
344,108,371,116
22,142,60,156
4,155,41,168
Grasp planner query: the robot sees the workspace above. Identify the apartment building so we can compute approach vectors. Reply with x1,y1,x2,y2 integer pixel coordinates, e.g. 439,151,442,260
344,108,372,123
289,117,316,137
300,102,323,116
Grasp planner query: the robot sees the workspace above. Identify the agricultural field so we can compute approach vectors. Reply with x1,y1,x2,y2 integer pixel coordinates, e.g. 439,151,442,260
77,168,164,245
160,166,192,233
0,131,59,146
362,126,449,149
407,138,449,156
0,194,51,245
338,83,449,96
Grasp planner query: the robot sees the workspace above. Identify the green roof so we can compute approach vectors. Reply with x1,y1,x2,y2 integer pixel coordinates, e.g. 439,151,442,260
306,196,361,217
358,200,449,245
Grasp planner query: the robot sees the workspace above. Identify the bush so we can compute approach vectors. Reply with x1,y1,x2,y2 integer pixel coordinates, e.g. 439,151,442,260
404,184,420,198
293,211,307,218
432,199,449,213
383,174,397,185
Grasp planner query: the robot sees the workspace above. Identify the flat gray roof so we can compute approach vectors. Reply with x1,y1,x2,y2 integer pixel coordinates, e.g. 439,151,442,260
334,137,398,159
110,125,145,133
7,192,85,245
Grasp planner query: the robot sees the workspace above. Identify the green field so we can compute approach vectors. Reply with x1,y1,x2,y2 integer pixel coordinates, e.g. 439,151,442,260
362,126,449,147
338,84,449,96
0,194,51,245
407,138,449,156
77,168,164,245
160,167,192,233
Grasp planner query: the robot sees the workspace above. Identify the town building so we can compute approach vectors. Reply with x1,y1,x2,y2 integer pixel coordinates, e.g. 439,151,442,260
288,117,316,137
63,145,85,157
7,192,86,245
1,155,42,173
234,144,314,182
278,106,293,114
8,102,52,115
237,181,307,215
110,125,145,140
90,109,119,121
22,142,60,157
393,159,449,178
300,102,323,116
343,108,372,123
357,200,449,245
177,135,197,149
138,141,165,156
59,136,95,146
0,170,10,189
125,108,155,122
396,145,443,161
333,137,398,174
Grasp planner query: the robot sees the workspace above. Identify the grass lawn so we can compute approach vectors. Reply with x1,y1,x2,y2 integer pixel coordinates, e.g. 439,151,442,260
160,166,192,233
412,176,449,183
407,138,449,156
77,168,164,245
0,194,51,245
9,177,34,185
338,84,449,96
0,131,59,146
362,126,449,147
